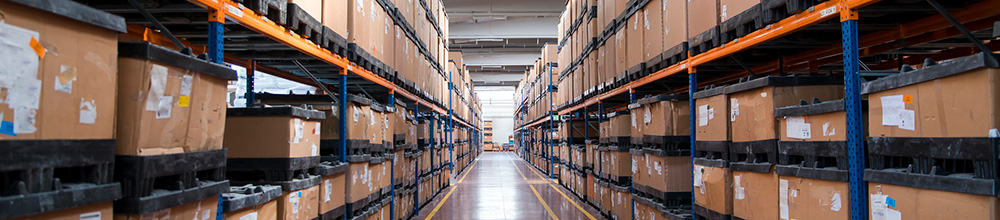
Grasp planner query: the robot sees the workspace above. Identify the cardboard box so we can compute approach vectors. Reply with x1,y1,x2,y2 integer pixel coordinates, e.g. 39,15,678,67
732,170,779,220
346,162,371,203
224,107,324,158
663,0,689,50
646,155,692,193
694,165,733,215
117,43,235,156
606,150,631,177
719,0,758,23
642,1,664,61
347,0,371,47
290,0,323,23
611,185,632,220
0,1,122,141
319,172,346,215
626,12,644,72
323,0,349,37
115,196,218,220
779,176,849,220
278,186,319,220
632,153,646,186
639,95,690,137
778,110,848,142
864,62,1000,138
687,0,720,38
694,88,730,141
223,199,278,220
727,77,843,142
614,30,628,75
868,183,1000,219
605,111,631,140
12,201,112,220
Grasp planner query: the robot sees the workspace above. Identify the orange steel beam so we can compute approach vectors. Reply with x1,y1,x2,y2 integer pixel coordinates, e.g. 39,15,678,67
185,0,451,116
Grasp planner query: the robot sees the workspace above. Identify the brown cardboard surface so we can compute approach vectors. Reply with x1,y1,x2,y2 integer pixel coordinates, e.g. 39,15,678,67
732,170,779,220
614,30,628,75
627,12,644,69
13,201,112,220
647,155,692,193
778,111,848,141
0,2,118,140
868,68,1000,138
611,186,632,220
868,183,1000,220
117,58,228,155
225,116,321,158
687,0,719,38
114,196,218,220
632,153,647,186
290,0,323,22
632,106,646,140
694,165,733,214
320,172,346,214
607,150,631,177
646,100,691,136
347,0,370,47
278,186,319,220
695,94,730,141
643,1,664,61
719,0,757,22
609,113,631,138
780,176,848,220
223,199,279,220
663,0,688,49
730,85,843,142
347,162,372,203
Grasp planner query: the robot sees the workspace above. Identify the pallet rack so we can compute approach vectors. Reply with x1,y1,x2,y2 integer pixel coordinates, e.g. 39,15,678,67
84,0,484,219
514,0,1000,219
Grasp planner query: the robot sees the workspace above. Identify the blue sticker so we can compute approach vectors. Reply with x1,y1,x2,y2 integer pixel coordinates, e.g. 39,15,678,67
0,121,16,137
886,197,896,208
298,191,302,197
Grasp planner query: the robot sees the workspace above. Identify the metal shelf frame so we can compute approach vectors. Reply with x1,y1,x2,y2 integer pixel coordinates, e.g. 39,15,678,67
515,0,1000,219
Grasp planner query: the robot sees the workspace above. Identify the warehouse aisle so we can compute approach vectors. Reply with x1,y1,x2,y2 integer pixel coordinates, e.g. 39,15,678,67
414,152,601,220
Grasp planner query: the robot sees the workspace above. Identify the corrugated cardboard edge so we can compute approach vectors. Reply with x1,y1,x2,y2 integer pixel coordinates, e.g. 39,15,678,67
861,52,1000,95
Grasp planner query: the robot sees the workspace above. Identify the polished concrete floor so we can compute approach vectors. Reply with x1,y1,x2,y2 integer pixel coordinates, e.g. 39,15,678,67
414,152,602,220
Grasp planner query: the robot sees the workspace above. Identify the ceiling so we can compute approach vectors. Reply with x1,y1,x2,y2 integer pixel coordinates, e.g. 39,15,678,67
443,0,565,87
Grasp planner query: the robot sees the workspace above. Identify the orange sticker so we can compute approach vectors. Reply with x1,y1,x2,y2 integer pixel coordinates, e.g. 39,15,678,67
903,95,913,103
29,37,45,59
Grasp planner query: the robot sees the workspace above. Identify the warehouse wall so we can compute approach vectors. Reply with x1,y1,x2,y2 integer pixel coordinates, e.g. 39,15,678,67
476,87,516,144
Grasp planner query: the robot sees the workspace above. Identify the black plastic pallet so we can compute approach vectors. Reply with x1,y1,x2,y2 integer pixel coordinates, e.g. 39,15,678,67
221,184,282,212
240,0,286,25
727,139,777,173
688,27,721,57
659,42,690,69
694,141,729,167
761,0,818,24
643,135,691,156
0,139,120,219
776,141,848,182
865,137,998,196
719,4,764,43
321,27,349,57
628,63,648,81
285,3,322,43
632,184,692,208
694,204,732,220
321,139,373,162
115,149,227,198
319,204,347,220
227,156,319,182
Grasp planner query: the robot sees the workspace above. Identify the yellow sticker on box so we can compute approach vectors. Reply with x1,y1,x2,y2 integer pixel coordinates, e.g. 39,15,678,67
178,96,190,107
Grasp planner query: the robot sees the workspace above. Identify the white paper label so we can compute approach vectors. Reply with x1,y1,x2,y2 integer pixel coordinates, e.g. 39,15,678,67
156,96,172,119
238,212,257,220
227,4,243,18
779,179,789,220
820,6,837,18
0,23,41,90
697,105,709,126
79,211,101,220
315,123,321,135
293,118,303,144
822,122,833,136
291,194,300,213
80,98,97,124
786,116,811,139
146,64,169,111
9,78,41,109
693,166,703,188
55,65,76,93
201,210,211,220
898,109,915,131
353,106,359,122
734,175,745,200
324,179,333,202
13,106,36,134
870,193,901,220
831,192,843,212
881,95,905,126
730,98,739,121
180,75,193,96
643,107,651,124
312,144,318,156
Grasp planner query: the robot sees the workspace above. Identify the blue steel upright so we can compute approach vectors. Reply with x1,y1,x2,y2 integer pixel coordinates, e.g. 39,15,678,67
245,60,255,105
388,92,395,220
548,63,555,179
413,104,420,217
207,21,223,64
448,71,454,174
338,70,348,163
689,69,697,217
842,17,867,220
